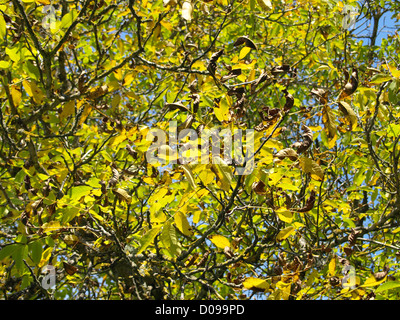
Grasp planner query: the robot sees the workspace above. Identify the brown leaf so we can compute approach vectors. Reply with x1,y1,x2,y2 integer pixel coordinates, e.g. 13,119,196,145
188,79,198,93
293,190,316,212
329,276,340,286
108,167,119,187
252,180,267,195
165,101,190,112
251,71,270,92
274,148,298,161
260,106,281,121
190,94,200,113
291,124,313,154
221,68,242,83
63,262,78,276
271,64,291,76
207,49,224,75
233,36,257,50
283,89,294,112
348,228,360,246
373,266,389,281
311,88,328,105
126,145,138,158
339,68,358,99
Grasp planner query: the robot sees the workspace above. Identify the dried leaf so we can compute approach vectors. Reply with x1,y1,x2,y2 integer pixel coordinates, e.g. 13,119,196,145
274,148,298,161
291,124,313,154
165,101,190,112
322,105,337,148
311,88,328,105
181,1,193,21
233,36,258,50
338,101,358,131
207,49,224,75
63,262,78,275
113,188,132,204
340,68,358,99
252,180,267,195
293,190,316,212
283,89,294,112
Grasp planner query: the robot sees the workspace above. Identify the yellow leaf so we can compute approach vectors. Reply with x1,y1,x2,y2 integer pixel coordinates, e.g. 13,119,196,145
78,104,92,125
60,100,75,120
110,130,127,147
322,105,337,148
328,256,336,276
388,64,400,79
209,235,231,249
212,156,233,192
11,85,22,106
41,221,62,234
0,13,5,41
23,80,45,104
174,211,193,236
299,157,324,181
276,226,295,241
276,281,291,300
338,101,358,131
360,275,387,288
214,97,231,122
275,207,293,223
182,164,197,190
38,247,53,267
239,46,251,60
242,277,269,291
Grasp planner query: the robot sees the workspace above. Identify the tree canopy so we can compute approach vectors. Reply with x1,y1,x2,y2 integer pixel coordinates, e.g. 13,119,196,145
1,0,400,300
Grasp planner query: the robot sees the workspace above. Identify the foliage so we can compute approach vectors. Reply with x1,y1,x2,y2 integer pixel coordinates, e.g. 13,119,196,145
0,0,400,300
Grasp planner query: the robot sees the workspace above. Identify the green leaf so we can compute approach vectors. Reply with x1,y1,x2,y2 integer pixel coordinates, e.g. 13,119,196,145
12,244,28,272
375,281,400,293
69,185,92,200
369,73,392,84
29,240,43,265
137,227,161,254
0,244,18,261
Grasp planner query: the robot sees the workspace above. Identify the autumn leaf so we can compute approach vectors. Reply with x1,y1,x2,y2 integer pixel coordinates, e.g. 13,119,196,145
242,277,269,291
209,235,231,249
181,1,193,21
338,101,358,131
276,226,296,241
174,211,193,236
299,157,324,181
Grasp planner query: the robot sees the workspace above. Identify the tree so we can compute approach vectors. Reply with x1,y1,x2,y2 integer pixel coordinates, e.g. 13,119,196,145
0,0,400,300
